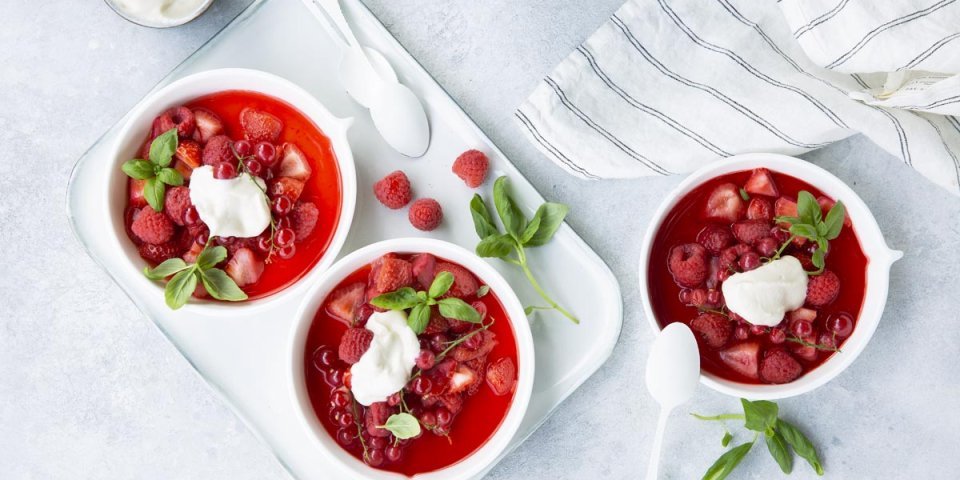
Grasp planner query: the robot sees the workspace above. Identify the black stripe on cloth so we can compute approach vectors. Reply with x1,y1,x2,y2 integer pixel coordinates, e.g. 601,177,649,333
576,45,732,157
543,76,672,175
514,110,600,179
876,108,912,166
656,0,849,129
901,32,960,70
920,115,960,189
948,115,960,133
612,14,832,149
794,0,851,38
826,0,958,69
900,94,960,111
851,74,870,89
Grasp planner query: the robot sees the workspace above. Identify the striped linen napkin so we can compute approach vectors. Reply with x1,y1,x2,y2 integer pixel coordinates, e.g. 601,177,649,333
516,0,960,194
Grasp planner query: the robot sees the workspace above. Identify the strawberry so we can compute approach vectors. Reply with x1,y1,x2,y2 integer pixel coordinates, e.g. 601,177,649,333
719,342,760,380
268,177,305,202
175,139,202,168
774,196,798,227
791,333,819,361
124,207,143,245
338,327,373,364
437,394,465,414
278,143,312,181
163,186,193,226
364,401,393,437
696,225,733,255
746,197,773,221
202,135,234,166
167,106,196,138
471,301,488,322
240,108,283,143
173,160,193,181
411,253,437,290
689,313,732,348
744,168,779,197
408,198,443,231
129,178,148,208
224,247,264,287
288,201,319,240
816,196,852,228
137,241,181,264
485,357,516,396
759,349,803,384
426,358,458,388
450,331,497,362
448,365,479,394
667,243,708,288
325,282,365,324
373,170,412,209
788,307,817,324
152,114,175,139
372,256,414,293
131,208,174,244
806,270,840,307
435,262,478,298
451,150,489,188
732,220,772,246
704,183,745,222
182,240,204,264
193,108,224,142
423,311,449,335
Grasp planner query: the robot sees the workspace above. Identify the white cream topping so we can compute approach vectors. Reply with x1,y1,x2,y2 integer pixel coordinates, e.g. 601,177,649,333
721,256,809,327
350,310,420,406
188,165,270,239
111,0,208,25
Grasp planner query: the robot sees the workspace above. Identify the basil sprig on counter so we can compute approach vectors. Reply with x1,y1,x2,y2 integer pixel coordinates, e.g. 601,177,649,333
121,128,183,212
143,244,247,310
370,271,481,334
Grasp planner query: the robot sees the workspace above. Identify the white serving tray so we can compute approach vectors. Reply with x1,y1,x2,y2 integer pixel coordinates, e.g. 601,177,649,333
66,0,623,478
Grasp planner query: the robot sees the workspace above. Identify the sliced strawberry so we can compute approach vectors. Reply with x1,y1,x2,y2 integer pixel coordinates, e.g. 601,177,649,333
411,253,438,290
485,357,516,396
746,197,773,221
774,196,798,227
338,327,373,364
182,240,204,264
372,256,414,293
175,139,202,168
719,342,759,380
791,333,819,361
224,247,264,287
450,330,497,362
277,143,312,181
325,282,365,324
760,349,803,384
788,307,818,324
193,108,224,143
268,177,305,202
744,168,779,197
704,183,745,223
448,365,479,394
731,220,772,246
173,160,193,181
240,108,283,143
129,178,147,208
817,196,852,228
435,262,479,299
689,313,732,349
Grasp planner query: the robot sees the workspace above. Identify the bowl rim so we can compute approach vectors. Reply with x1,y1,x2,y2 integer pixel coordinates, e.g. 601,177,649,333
103,0,216,29
106,68,357,315
638,153,902,399
286,238,535,479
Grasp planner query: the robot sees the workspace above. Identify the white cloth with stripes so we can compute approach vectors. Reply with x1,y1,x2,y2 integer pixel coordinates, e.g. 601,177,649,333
516,0,960,194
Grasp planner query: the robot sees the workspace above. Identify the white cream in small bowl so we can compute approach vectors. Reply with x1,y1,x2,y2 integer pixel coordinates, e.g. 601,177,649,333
105,0,214,28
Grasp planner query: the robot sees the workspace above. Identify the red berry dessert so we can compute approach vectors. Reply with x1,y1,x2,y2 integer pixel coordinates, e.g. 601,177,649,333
452,149,489,188
647,168,867,384
303,252,519,475
121,90,343,306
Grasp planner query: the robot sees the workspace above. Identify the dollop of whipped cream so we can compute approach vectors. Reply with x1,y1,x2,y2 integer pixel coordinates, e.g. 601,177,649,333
721,256,808,327
111,0,208,26
188,165,270,238
350,310,420,406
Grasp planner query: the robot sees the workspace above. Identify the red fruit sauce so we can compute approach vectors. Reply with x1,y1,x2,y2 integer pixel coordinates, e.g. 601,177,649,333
303,254,519,476
647,169,868,384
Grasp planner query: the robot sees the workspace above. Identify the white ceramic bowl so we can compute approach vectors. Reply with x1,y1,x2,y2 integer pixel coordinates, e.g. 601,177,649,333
107,68,357,314
287,238,535,479
639,153,902,399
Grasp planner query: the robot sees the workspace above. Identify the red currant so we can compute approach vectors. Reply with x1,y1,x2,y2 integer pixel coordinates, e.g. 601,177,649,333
750,325,767,336
213,162,237,179
756,237,778,257
387,392,401,407
234,140,253,157
734,325,749,340
385,445,403,462
825,313,854,338
273,195,293,216
278,244,296,260
312,347,336,370
196,230,209,246
366,448,384,467
369,436,388,450
336,428,355,446
415,349,436,370
436,407,452,426
256,234,272,253
275,216,292,230
429,333,448,353
337,411,354,428
255,142,277,167
419,411,437,427
769,327,786,344
464,333,482,350
275,227,296,247
325,368,344,388
183,206,200,225
739,252,761,271
330,390,351,408
411,376,432,396
244,158,264,177
792,320,813,337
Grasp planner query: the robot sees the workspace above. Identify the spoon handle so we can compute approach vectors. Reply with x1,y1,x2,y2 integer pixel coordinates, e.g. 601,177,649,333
646,408,671,480
315,0,362,49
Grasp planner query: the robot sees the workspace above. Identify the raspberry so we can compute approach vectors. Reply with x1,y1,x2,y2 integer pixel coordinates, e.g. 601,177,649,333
746,197,773,221
289,201,319,240
696,225,733,255
131,208,174,244
373,170,412,209
689,313,732,348
435,262,478,299
667,243,708,288
338,328,373,364
759,349,803,384
163,186,193,226
452,149,489,188
485,357,516,396
167,106,196,138
137,241,181,264
732,220,772,246
326,283,365,324
408,198,443,231
806,270,840,307
202,135,234,166
364,401,393,437
240,108,283,143
372,256,414,293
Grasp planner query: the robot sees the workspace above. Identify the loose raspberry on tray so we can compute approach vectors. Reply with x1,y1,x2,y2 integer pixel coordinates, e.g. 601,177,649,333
373,170,412,209
452,149,489,188
408,198,443,231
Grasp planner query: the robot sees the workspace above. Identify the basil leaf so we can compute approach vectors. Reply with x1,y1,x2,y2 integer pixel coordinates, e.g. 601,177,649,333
469,194,500,239
144,177,166,212
407,304,431,334
475,285,490,298
378,413,421,440
701,441,754,480
797,191,820,225
143,258,191,280
788,223,818,240
765,429,793,474
492,176,525,239
149,128,179,167
721,431,733,447
741,399,779,433
811,247,825,270
165,269,198,310
519,208,542,244
371,287,421,310
777,419,823,475
523,202,568,247
157,167,184,186
429,271,454,298
196,245,227,271
437,297,482,323
200,268,248,301
122,159,156,180
476,234,514,258
823,200,845,240
775,216,802,225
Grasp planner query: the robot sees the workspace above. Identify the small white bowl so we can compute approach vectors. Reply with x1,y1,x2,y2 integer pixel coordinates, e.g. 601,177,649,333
638,153,902,399
106,68,357,314
287,238,534,479
104,0,215,28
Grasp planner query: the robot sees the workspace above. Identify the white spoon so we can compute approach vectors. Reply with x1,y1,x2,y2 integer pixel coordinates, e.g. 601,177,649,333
645,322,700,480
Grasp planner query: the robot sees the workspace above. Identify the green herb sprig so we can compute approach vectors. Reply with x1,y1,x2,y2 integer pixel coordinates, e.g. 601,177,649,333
469,176,578,324
370,272,482,335
772,191,846,275
121,128,183,212
693,398,824,479
143,244,247,310
377,412,421,440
